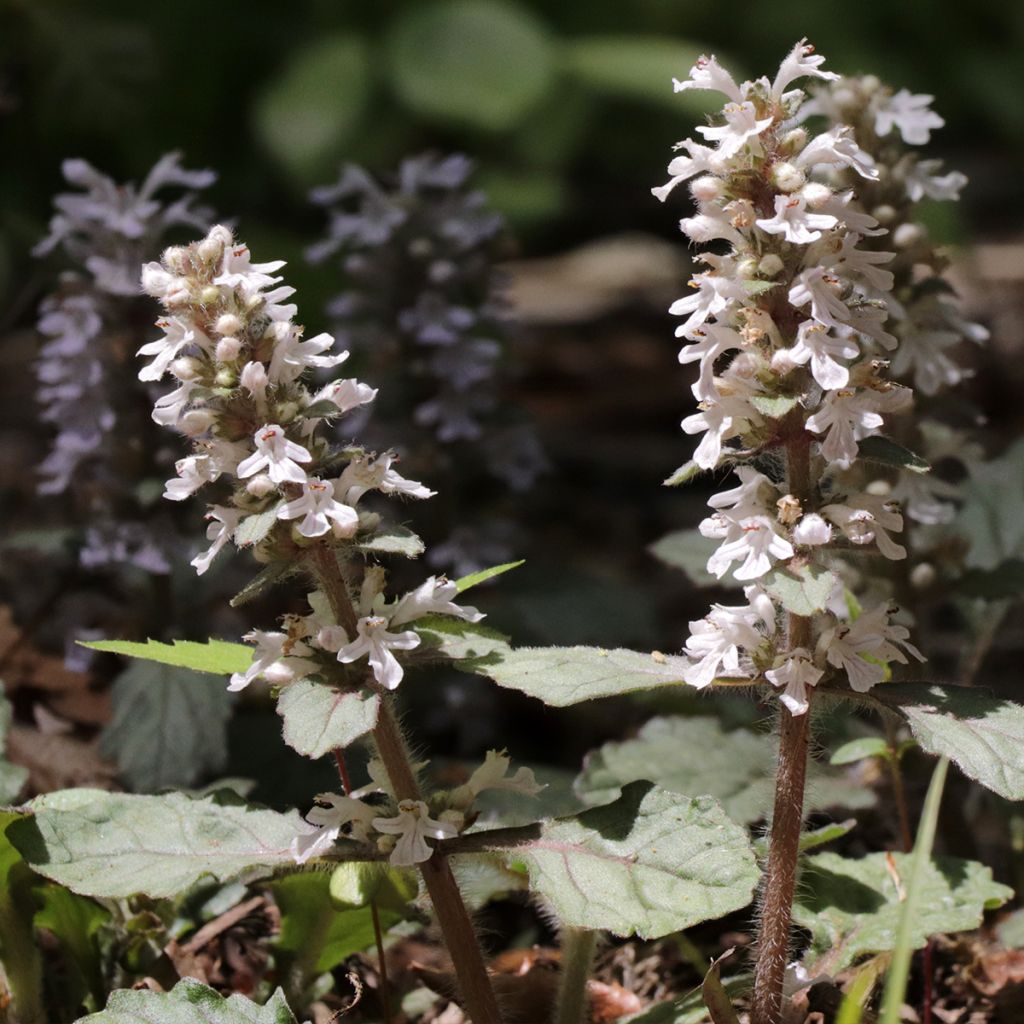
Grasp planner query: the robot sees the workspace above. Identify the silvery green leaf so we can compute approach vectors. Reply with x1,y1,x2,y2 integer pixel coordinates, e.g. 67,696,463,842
277,678,379,758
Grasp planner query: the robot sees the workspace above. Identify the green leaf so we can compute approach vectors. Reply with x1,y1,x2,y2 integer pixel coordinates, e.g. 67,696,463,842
276,678,379,758
752,819,856,859
231,562,295,608
357,524,425,559
856,435,930,474
300,399,343,420
74,977,300,1023
563,36,714,111
79,638,251,676
34,884,109,1011
871,683,1024,800
663,460,703,487
956,558,1024,599
491,782,758,938
763,562,837,616
622,977,750,1023
647,529,718,585
454,559,524,593
576,717,875,826
743,279,781,298
795,849,1011,975
749,394,799,418
9,789,306,899
253,35,371,184
386,0,557,130
234,503,282,548
830,737,890,765
1,683,28,803
0,811,44,1024
270,872,399,983
329,861,417,913
414,616,512,663
99,662,233,792
958,438,1024,568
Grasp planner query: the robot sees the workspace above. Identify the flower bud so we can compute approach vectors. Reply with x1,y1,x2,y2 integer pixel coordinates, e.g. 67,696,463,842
246,474,276,498
871,204,897,226
793,513,832,546
199,285,221,305
772,162,805,193
893,223,925,249
170,356,202,381
316,625,347,653
215,336,242,362
758,254,784,277
216,313,243,336
240,361,268,399
162,246,189,275
771,348,800,375
801,182,832,209
736,257,759,279
179,409,215,436
866,479,892,496
910,563,936,589
276,401,299,424
214,368,237,388
779,127,807,154
690,175,722,202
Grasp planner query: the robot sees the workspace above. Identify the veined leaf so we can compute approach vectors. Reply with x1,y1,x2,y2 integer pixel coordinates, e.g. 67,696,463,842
830,736,890,765
647,529,718,586
763,562,836,616
958,438,1024,568
857,435,930,474
230,562,295,607
277,678,379,758
663,460,703,487
750,393,799,418
356,525,425,558
234,503,282,548
79,638,251,676
454,559,524,593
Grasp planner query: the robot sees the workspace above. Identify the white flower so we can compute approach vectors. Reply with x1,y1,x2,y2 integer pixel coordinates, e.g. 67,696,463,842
239,361,269,401
452,749,544,809
823,605,924,692
228,629,313,693
387,576,483,627
682,390,761,470
680,210,744,247
679,324,745,400
137,320,210,382
822,494,906,559
151,378,198,427
373,799,458,866
771,39,839,100
697,102,774,159
336,453,435,505
786,321,859,389
670,269,745,340
336,616,420,690
792,513,832,546
683,586,774,689
268,327,349,384
651,139,717,202
672,54,742,102
805,389,885,467
825,235,895,293
705,514,795,581
788,267,852,329
277,477,358,538
236,424,312,485
756,195,838,244
766,648,823,715
165,453,219,501
706,465,775,518
141,262,189,304
191,505,240,575
874,89,944,145
291,793,378,864
795,125,878,180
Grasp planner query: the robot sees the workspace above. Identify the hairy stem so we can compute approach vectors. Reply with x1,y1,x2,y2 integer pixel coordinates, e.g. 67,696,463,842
552,927,598,1024
751,432,814,1024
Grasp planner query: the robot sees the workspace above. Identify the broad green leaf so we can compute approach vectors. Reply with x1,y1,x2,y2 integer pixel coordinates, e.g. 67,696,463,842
663,460,702,487
231,562,295,608
234,503,282,548
0,810,44,1024
387,1,556,131
956,558,1024,599
871,683,1024,799
622,976,750,1023
80,638,251,676
856,435,930,474
491,782,758,938
795,850,1011,974
454,559,524,593
577,717,875,826
1,683,28,803
270,872,399,982
763,562,836,616
74,977,300,1023
100,662,233,791
276,678,379,758
34,884,109,1011
414,616,512,663
329,861,417,913
252,35,371,184
959,438,1024,568
830,736,890,765
647,529,718,585
9,789,306,899
356,524,425,559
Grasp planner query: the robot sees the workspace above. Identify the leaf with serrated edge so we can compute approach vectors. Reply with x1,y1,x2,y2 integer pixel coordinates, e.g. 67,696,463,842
647,530,718,585
79,638,251,676
763,563,836,616
795,851,1011,974
231,562,295,607
488,781,758,938
871,683,1024,800
356,525,425,558
277,678,379,758
74,977,300,1023
9,789,306,899
454,560,524,593
235,503,282,548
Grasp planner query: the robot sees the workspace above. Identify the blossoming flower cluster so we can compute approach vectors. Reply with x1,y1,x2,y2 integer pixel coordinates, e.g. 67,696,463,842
656,42,927,714
143,225,540,865
309,153,546,573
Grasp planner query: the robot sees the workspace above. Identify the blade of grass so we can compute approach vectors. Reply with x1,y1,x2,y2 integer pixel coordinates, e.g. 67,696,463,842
879,755,949,1024
836,964,875,1024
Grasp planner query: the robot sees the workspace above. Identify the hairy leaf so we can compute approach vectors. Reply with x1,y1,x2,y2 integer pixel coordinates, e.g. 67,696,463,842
277,678,379,758
100,662,233,791
34,884,109,1011
663,460,703,488
958,438,1024,568
230,562,296,607
80,638,251,676
454,559,524,593
795,851,1011,974
749,393,799,418
74,977,300,1023
621,976,750,1023
647,529,718,585
234,503,282,548
329,861,417,913
10,789,306,898
356,524,425,558
0,684,28,803
857,435,930,474
763,562,836,616
576,717,875,825
487,782,758,938
872,683,1024,800
830,736,890,765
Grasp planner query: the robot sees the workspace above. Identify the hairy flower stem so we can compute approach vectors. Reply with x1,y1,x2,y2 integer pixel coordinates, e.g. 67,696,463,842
751,433,814,1024
552,927,598,1024
310,547,503,1024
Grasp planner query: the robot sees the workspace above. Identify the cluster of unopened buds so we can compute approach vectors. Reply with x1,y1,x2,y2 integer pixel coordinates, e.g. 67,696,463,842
141,225,540,863
656,41,927,714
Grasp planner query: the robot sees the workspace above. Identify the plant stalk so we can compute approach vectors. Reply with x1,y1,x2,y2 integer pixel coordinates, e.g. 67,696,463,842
552,927,598,1024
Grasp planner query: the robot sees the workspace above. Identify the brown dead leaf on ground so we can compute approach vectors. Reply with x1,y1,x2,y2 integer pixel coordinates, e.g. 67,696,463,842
6,724,117,793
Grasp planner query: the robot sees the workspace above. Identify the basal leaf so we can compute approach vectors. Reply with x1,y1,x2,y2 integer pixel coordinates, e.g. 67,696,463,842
34,884,109,1011
9,790,305,899
647,529,718,585
0,811,44,1024
0,684,28,803
488,782,758,938
100,662,233,791
356,524,425,558
795,851,1012,974
79,638,251,676
74,977,300,1023
276,678,379,758
454,559,524,593
857,435,930,474
871,683,1024,800
329,861,417,913
763,562,836,616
